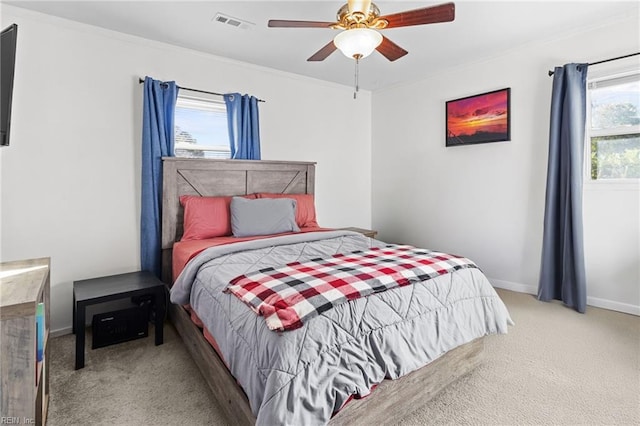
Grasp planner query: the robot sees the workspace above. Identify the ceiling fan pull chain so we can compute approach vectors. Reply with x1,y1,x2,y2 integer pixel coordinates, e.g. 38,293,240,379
354,56,360,99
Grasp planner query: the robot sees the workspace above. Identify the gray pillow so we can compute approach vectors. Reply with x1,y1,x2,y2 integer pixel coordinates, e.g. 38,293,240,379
230,197,300,237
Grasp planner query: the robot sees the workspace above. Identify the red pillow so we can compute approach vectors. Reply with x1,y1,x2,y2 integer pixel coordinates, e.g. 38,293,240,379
180,194,256,241
256,193,319,228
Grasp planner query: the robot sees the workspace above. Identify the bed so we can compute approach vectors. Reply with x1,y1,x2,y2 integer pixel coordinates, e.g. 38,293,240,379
161,158,512,425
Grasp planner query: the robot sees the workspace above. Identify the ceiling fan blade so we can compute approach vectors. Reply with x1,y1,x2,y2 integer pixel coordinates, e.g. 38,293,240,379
376,36,408,62
380,2,455,28
268,20,335,28
307,41,338,61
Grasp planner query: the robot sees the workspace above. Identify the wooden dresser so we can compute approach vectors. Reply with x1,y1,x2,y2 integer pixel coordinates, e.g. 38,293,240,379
0,258,51,425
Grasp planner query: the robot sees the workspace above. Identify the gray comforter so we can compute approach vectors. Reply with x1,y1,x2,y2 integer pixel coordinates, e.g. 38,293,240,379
171,231,513,425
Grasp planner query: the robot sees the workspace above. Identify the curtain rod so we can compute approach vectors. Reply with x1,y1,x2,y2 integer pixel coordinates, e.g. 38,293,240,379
547,52,640,76
137,78,265,102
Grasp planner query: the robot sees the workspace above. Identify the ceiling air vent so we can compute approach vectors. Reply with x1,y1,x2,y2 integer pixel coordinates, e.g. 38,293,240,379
213,13,255,30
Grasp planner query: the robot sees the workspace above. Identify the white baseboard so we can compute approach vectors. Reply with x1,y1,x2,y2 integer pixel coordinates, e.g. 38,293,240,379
489,277,639,316
586,296,640,316
489,278,537,295
51,326,72,338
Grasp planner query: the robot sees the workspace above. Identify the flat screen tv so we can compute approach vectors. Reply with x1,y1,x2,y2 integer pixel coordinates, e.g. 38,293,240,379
1,24,18,147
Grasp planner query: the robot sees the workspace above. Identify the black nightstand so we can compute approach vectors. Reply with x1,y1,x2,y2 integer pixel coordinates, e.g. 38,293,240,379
338,227,378,239
73,271,166,369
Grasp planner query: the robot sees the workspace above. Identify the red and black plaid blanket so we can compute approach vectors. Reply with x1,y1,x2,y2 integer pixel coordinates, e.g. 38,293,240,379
225,245,478,331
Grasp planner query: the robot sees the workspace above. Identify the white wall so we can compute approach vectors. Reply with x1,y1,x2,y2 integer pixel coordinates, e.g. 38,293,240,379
372,15,640,315
2,5,637,335
0,5,372,332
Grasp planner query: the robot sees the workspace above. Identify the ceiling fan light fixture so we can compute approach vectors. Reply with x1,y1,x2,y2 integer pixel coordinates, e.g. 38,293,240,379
333,28,382,59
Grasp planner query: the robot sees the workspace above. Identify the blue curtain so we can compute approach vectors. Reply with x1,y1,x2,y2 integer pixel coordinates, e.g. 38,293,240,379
224,93,261,160
141,77,178,278
537,63,588,313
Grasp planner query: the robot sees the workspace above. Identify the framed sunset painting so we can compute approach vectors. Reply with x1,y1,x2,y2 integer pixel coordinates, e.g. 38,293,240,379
446,88,511,146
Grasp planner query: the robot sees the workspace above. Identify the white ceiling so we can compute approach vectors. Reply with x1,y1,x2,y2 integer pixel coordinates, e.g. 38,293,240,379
4,1,639,91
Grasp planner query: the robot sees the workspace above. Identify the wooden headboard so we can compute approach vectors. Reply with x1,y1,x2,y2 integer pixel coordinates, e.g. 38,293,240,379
161,158,316,283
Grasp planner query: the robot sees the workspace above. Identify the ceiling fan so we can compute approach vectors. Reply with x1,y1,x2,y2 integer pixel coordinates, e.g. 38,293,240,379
268,0,456,62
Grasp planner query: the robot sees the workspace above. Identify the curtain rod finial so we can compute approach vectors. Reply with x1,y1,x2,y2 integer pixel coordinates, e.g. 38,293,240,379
548,70,554,76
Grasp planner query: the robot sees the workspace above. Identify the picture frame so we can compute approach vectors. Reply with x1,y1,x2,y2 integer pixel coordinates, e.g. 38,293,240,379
446,88,511,147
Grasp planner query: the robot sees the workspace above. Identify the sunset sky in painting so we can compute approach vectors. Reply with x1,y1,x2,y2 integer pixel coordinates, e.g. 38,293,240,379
447,90,509,137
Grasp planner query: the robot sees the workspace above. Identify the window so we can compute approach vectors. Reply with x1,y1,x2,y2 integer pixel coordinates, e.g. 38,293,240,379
587,72,640,180
174,95,230,159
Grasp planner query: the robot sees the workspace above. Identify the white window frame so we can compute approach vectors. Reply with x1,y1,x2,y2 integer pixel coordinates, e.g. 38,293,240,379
174,94,231,159
584,70,640,189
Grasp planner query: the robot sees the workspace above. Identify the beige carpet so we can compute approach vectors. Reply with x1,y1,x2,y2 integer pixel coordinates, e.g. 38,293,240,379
47,289,640,425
